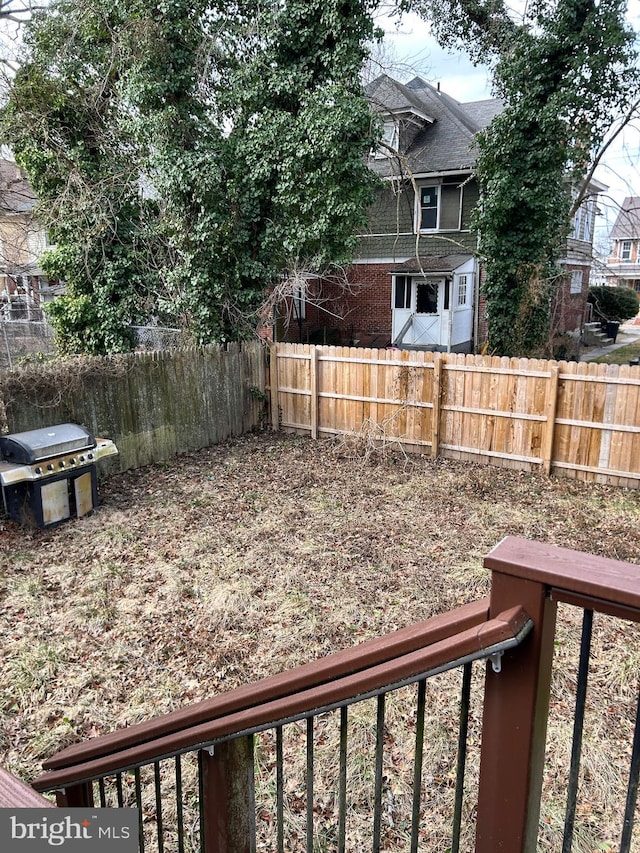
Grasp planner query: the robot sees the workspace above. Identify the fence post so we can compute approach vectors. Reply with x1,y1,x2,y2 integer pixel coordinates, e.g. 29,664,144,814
54,782,94,807
541,365,559,475
431,356,442,459
269,344,279,432
310,346,319,439
475,544,558,853
200,738,255,853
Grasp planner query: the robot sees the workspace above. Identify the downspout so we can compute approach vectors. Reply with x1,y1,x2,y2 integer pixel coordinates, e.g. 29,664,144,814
447,277,453,353
473,264,480,354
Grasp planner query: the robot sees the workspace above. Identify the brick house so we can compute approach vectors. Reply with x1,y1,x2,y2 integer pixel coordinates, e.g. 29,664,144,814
605,196,640,301
0,159,57,321
278,75,604,354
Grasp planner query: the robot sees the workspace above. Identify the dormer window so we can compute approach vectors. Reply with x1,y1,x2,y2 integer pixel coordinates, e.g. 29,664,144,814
374,121,399,158
621,241,632,261
372,104,434,159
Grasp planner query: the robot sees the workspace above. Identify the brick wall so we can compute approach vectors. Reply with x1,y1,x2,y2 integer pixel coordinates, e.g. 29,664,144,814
279,264,394,346
552,265,590,337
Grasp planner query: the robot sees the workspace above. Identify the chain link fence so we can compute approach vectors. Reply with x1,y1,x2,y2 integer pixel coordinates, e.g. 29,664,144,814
0,320,56,369
1,322,188,369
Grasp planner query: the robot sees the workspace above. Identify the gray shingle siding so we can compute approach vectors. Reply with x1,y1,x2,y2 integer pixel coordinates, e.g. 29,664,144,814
357,177,480,260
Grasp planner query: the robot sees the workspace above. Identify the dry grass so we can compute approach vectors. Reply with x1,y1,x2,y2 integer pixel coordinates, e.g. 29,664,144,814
1,432,640,851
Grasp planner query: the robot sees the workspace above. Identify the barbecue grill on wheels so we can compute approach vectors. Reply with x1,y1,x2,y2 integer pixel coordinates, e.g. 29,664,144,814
0,423,118,527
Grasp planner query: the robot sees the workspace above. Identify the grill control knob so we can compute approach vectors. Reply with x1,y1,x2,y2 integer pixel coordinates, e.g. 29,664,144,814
79,455,85,462
70,458,76,465
87,452,94,460
59,461,65,468
47,463,54,471
34,467,42,475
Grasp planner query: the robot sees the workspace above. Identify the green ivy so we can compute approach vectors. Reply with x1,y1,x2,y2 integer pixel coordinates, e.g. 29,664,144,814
408,0,639,356
2,0,381,351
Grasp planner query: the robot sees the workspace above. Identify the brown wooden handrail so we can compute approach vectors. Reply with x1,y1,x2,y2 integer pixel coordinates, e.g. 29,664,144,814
476,537,640,853
33,602,530,792
42,597,490,773
485,536,640,612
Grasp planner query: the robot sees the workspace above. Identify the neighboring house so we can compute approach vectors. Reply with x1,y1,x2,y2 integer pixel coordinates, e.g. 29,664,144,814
281,75,604,353
0,158,58,321
605,196,640,299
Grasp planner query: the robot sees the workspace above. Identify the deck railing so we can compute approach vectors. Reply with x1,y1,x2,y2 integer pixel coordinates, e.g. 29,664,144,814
20,538,640,852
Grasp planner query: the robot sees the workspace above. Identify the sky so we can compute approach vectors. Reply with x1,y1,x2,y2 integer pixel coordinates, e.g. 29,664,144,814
381,3,640,249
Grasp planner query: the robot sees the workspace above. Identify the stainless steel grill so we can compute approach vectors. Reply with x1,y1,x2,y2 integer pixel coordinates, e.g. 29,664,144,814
0,423,118,527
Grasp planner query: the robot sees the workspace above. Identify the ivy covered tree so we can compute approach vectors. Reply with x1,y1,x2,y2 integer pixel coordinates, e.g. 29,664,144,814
407,0,640,356
1,0,381,351
1,0,147,352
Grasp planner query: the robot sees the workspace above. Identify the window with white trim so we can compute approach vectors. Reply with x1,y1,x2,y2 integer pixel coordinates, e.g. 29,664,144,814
394,276,411,309
570,271,583,295
571,199,595,242
292,283,306,319
373,121,399,158
415,280,438,314
456,275,468,307
621,241,632,261
417,183,462,232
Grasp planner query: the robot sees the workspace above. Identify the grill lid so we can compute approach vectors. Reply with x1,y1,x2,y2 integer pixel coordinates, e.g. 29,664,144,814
0,423,96,464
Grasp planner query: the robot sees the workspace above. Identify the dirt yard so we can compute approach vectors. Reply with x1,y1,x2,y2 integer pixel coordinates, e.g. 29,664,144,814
1,432,640,850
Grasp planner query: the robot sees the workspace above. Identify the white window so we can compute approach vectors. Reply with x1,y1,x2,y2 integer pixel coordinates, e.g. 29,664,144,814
393,276,411,309
570,271,583,295
571,199,595,242
456,275,468,307
415,280,438,314
417,183,462,232
373,121,399,158
621,241,632,261
292,284,306,320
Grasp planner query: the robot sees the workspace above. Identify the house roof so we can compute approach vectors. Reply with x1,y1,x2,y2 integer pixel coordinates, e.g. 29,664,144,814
609,197,640,240
366,75,503,176
0,159,37,215
392,254,474,275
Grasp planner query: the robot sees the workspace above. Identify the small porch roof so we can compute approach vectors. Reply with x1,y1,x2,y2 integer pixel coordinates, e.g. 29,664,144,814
390,254,474,275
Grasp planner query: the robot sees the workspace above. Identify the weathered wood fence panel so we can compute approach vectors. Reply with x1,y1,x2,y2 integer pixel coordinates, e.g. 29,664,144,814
270,343,640,488
1,341,266,473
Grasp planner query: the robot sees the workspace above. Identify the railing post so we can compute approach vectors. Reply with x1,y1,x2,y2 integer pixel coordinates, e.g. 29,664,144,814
200,737,255,853
475,560,557,852
55,782,94,807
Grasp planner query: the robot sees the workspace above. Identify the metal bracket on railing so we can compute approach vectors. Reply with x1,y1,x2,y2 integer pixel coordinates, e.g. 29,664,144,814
489,651,503,673
204,745,215,757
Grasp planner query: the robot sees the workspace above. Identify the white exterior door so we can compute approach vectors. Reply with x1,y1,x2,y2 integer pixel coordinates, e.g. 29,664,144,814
392,277,445,347
412,278,444,347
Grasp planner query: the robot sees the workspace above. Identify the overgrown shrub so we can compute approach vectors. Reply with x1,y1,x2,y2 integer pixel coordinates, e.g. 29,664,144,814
588,285,639,322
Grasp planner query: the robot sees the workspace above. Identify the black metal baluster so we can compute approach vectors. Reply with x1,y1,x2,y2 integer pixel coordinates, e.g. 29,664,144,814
307,717,314,853
410,680,427,853
116,772,124,807
276,726,284,853
338,706,348,853
373,694,386,853
451,662,472,853
198,750,205,853
562,609,593,853
134,768,144,853
175,756,184,853
98,777,107,808
153,762,164,853
620,681,640,852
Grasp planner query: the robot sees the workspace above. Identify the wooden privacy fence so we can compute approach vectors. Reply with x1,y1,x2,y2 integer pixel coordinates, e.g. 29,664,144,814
1,341,266,473
269,343,640,488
